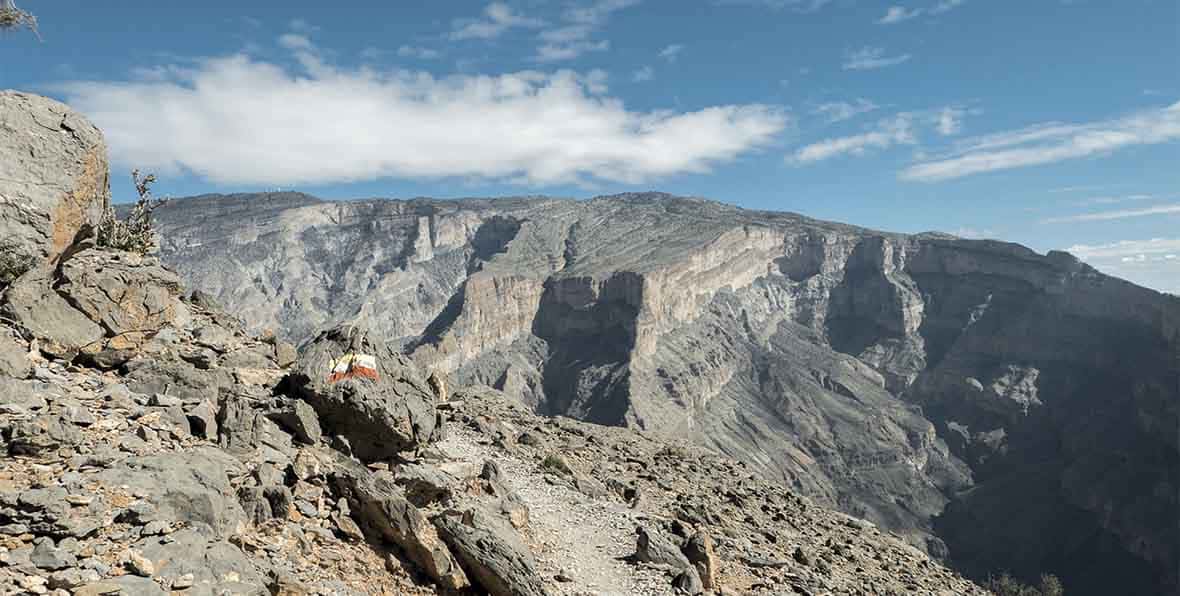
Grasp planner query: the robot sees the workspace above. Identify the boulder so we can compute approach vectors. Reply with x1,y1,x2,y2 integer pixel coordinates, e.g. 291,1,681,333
1,265,104,358
682,532,719,589
285,325,440,462
433,505,548,596
267,399,322,445
8,413,83,455
329,456,468,590
96,447,247,537
0,91,109,271
57,248,188,336
0,329,30,378
632,526,691,570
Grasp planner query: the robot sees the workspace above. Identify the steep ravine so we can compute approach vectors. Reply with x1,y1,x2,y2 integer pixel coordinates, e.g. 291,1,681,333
152,192,1180,595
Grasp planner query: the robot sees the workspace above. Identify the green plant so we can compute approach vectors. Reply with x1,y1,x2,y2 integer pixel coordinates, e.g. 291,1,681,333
986,572,1065,596
0,0,39,39
96,170,168,255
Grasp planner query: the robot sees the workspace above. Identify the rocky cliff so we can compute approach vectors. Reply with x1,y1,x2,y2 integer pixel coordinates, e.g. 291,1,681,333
0,91,990,596
152,191,1180,595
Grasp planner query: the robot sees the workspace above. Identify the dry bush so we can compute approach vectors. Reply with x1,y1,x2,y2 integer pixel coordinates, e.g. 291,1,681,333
96,170,168,255
0,0,39,39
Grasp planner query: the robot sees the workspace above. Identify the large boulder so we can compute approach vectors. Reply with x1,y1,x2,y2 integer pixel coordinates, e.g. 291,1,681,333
57,248,189,339
1,265,104,359
285,325,440,462
329,455,468,590
0,91,108,274
96,447,247,537
433,505,548,596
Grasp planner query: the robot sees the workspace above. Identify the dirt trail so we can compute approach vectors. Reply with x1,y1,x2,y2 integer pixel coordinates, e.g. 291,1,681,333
440,425,672,596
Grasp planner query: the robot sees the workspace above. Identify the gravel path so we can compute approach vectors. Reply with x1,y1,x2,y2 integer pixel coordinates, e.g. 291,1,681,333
440,427,672,596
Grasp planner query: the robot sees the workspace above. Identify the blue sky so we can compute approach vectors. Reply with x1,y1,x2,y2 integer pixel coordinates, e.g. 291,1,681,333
3,0,1178,292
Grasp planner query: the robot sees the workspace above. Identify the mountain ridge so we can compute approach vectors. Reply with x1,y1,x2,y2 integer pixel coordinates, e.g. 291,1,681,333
150,190,1179,595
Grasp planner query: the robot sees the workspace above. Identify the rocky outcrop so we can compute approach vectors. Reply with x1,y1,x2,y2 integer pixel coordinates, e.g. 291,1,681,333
284,325,441,462
0,91,108,274
154,191,1180,595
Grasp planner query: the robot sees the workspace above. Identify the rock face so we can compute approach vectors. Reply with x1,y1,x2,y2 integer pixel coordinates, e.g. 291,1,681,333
153,191,1180,595
0,91,108,274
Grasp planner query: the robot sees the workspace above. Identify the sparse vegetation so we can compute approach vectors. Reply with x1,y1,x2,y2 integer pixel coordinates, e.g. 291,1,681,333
986,572,1065,596
540,453,573,476
96,170,167,255
0,0,39,39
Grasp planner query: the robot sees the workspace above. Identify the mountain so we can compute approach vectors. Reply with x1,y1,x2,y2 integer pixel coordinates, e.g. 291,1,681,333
151,191,1180,595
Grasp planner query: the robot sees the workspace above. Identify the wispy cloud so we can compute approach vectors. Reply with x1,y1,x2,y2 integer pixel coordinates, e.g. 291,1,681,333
60,34,788,188
790,114,916,163
902,101,1180,181
396,45,442,60
450,2,544,40
1068,238,1180,259
843,46,912,70
929,0,966,14
877,6,922,24
659,44,685,62
813,98,879,123
934,106,965,135
632,65,654,82
1042,204,1180,223
1074,193,1161,206
1066,238,1180,294
712,0,833,12
533,0,638,61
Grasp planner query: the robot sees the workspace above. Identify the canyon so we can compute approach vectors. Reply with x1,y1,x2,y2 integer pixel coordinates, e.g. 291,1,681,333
151,191,1180,595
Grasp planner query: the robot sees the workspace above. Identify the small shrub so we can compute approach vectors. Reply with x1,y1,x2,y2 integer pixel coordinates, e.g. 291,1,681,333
0,0,39,39
986,572,1066,596
96,170,167,255
540,453,573,476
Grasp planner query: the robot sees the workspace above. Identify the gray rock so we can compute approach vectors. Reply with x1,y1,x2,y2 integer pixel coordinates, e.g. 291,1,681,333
394,462,459,507
433,505,547,596
682,532,718,589
672,566,704,594
122,357,230,404
632,526,691,570
0,330,30,378
267,399,322,445
96,447,246,537
31,539,77,570
1,265,104,358
0,91,108,270
329,456,468,590
0,378,46,412
8,413,83,455
286,325,439,462
54,248,187,348
185,400,219,439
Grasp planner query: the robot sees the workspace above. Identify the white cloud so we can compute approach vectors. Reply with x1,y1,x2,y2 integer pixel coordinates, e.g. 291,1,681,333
1074,193,1159,206
953,227,996,239
713,0,833,12
535,40,610,62
929,0,966,14
902,101,1180,181
396,46,442,60
877,6,922,24
934,106,965,135
813,98,879,123
532,0,637,61
790,114,916,163
1066,238,1180,294
1068,238,1180,259
450,2,545,40
659,44,685,62
843,47,912,70
1042,204,1180,223
60,36,787,187
632,66,654,82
